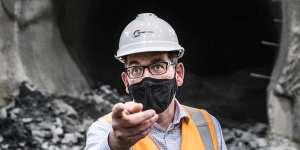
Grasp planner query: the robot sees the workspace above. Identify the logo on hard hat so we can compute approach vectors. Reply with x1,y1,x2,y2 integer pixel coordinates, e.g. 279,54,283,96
133,30,154,38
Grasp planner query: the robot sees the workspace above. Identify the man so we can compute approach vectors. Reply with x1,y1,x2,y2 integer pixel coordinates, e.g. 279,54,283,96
84,13,227,150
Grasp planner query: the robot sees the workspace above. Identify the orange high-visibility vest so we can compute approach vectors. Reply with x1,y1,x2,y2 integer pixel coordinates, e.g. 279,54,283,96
101,105,218,150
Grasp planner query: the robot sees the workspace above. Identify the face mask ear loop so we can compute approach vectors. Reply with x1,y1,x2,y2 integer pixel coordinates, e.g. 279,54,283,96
172,62,178,79
173,63,178,82
173,64,180,99
128,83,136,102
170,69,177,99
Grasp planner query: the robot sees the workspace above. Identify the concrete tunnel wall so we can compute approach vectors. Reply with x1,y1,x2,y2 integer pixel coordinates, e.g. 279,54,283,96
0,0,90,106
57,0,280,122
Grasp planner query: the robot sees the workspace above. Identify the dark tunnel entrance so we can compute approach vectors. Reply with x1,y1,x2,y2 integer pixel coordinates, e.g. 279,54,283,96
56,0,281,124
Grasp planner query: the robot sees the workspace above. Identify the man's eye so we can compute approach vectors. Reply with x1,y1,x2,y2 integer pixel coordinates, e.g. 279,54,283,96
132,68,140,73
131,67,142,75
151,64,165,72
153,65,163,69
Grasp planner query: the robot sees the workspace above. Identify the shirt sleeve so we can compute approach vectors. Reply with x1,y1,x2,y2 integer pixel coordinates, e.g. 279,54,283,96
211,115,228,150
84,118,113,150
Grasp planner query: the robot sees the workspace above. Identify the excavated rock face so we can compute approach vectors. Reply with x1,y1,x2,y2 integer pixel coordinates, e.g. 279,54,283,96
0,0,28,107
267,0,300,143
0,0,89,107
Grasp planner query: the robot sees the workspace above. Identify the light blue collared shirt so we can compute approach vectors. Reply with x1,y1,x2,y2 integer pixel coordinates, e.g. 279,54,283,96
84,100,227,150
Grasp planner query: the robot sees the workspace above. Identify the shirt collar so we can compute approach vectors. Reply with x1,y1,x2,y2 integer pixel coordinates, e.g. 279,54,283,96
173,100,189,125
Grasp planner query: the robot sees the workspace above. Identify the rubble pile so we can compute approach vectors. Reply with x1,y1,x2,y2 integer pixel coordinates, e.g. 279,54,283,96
0,82,125,150
0,82,299,149
224,122,299,150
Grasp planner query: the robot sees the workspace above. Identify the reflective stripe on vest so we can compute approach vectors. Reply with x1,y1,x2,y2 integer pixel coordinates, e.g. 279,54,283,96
183,106,218,150
101,106,218,150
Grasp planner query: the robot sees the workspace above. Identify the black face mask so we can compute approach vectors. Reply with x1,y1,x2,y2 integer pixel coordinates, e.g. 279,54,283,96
128,77,178,114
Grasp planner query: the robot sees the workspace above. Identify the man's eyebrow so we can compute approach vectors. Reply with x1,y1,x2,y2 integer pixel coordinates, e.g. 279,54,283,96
127,58,164,66
150,58,164,64
127,60,140,66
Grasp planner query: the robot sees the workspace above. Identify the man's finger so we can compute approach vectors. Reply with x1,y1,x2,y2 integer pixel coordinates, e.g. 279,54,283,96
124,102,143,114
112,103,125,118
120,114,158,137
122,109,156,126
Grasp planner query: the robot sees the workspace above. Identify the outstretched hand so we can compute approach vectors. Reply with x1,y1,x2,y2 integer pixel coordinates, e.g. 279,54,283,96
108,102,158,150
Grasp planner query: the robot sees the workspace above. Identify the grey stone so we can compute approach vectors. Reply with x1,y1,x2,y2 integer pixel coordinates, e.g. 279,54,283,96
41,142,49,150
61,133,78,144
51,126,63,136
22,117,32,123
18,142,25,147
0,135,3,142
0,108,7,119
32,130,51,138
255,137,267,148
251,123,267,135
51,100,78,117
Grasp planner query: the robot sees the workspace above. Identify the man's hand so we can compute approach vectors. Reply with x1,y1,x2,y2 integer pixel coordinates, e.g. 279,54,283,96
108,102,158,150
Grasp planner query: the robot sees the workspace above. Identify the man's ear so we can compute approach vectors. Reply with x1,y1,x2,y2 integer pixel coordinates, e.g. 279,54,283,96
175,63,185,87
121,72,129,94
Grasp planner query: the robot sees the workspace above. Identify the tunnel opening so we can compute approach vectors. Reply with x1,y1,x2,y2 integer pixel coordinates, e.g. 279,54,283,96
56,0,281,124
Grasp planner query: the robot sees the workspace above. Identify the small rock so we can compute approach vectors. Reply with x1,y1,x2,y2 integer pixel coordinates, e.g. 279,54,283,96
37,121,53,130
18,142,26,147
22,118,33,123
71,145,83,150
51,135,60,144
9,111,17,119
41,142,49,149
55,117,63,127
2,144,9,149
61,133,78,144
251,123,267,135
93,94,105,104
48,145,56,150
33,135,44,143
51,100,78,118
32,130,51,138
0,135,3,142
19,81,36,97
234,129,243,138
61,144,69,150
256,137,267,147
11,108,21,114
249,140,258,148
0,109,7,119
52,126,63,136
241,131,253,141
223,128,234,142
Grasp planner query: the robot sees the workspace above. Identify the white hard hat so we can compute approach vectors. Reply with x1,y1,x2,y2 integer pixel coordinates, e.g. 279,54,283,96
115,13,184,63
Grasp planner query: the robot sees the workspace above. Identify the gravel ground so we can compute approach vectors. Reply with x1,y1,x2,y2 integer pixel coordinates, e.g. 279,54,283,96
223,123,299,150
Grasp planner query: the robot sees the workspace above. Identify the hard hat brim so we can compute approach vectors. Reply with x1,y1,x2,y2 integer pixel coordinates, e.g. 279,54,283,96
115,48,184,63
115,41,184,63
